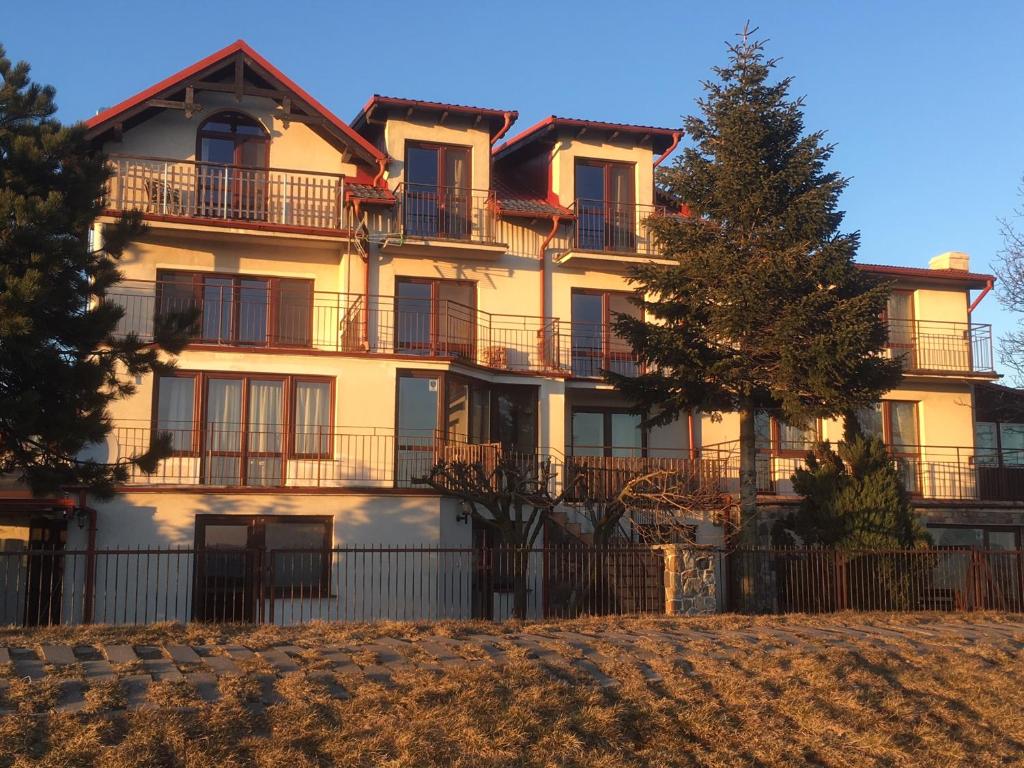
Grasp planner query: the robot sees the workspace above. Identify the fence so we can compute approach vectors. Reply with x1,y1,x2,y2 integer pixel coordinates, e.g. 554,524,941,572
0,545,666,627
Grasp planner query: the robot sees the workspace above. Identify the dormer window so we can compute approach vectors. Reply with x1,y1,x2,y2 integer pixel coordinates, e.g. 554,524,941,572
197,111,270,220
574,159,636,252
405,142,471,238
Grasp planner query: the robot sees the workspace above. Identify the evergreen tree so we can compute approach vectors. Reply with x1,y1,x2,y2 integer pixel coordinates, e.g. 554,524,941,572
774,428,930,549
610,28,902,543
0,45,193,499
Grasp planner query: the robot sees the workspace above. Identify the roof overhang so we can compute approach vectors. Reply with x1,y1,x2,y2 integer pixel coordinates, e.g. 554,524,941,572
85,40,383,168
352,95,517,140
858,263,995,290
493,116,682,161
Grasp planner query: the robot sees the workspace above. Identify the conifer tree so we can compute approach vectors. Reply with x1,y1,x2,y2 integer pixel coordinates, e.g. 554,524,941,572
610,28,902,542
0,45,193,498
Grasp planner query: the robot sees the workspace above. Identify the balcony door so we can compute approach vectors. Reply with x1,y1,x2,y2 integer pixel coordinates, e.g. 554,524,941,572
197,111,270,221
575,160,636,252
856,401,921,493
885,290,916,369
570,290,640,377
405,143,471,238
395,277,475,358
203,376,285,487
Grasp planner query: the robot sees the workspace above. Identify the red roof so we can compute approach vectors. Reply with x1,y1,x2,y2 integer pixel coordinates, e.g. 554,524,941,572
85,40,383,165
494,116,682,159
857,263,994,289
352,95,516,138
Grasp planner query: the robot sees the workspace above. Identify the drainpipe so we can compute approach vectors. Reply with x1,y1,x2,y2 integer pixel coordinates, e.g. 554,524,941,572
351,199,372,350
968,278,994,315
688,411,697,461
77,489,97,624
491,112,516,146
372,155,388,188
653,131,683,168
538,215,561,366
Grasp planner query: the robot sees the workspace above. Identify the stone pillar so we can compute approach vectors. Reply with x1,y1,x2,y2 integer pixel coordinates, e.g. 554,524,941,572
653,545,719,615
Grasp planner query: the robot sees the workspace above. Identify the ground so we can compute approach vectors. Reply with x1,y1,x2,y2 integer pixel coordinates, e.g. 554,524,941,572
1,614,1022,767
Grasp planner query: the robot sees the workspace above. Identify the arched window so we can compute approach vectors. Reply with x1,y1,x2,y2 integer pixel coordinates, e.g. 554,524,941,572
196,111,269,220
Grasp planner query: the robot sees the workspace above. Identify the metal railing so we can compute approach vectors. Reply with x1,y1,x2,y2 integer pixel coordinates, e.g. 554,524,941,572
556,320,641,378
106,155,348,230
106,280,559,373
0,545,666,626
886,318,995,374
571,199,665,256
726,546,1024,614
394,182,498,244
704,440,1024,501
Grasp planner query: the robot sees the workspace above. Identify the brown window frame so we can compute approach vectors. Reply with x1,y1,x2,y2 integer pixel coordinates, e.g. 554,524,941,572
156,269,314,349
152,371,335,470
770,416,820,458
570,406,647,457
403,141,474,240
570,288,640,376
394,276,477,358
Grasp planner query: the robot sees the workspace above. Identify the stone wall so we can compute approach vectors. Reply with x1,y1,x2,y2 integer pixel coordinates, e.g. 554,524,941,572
653,545,719,615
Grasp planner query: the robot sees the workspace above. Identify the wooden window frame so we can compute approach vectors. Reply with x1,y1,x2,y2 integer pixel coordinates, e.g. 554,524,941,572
574,158,637,205
152,371,336,474
196,110,270,169
404,141,474,240
570,288,639,375
882,289,917,368
156,269,314,349
770,416,820,458
394,276,477,358
570,406,647,457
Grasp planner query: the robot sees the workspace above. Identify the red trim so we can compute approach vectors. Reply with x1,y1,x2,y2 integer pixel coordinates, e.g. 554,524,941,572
857,263,995,288
494,116,682,159
86,40,383,164
653,131,683,167
103,209,357,239
969,278,995,314
353,95,518,138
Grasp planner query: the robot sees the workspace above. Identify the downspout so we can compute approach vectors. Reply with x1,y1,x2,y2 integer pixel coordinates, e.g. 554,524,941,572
352,198,371,350
77,490,97,624
688,411,697,461
968,278,994,315
653,130,683,168
491,112,516,146
372,155,388,188
538,215,561,367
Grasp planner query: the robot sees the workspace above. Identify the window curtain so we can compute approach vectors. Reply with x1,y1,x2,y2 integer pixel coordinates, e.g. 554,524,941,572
856,404,884,440
888,402,918,448
294,381,329,455
248,380,283,454
779,421,816,451
157,377,195,451
206,379,243,451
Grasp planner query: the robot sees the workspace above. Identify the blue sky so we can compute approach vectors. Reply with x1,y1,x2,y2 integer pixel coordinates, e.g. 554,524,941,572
6,0,1024,341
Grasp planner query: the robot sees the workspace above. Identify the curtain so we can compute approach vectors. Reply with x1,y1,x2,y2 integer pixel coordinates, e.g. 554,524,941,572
206,379,242,451
856,404,884,440
157,376,195,451
294,381,329,455
779,420,816,451
248,380,283,453
888,402,918,448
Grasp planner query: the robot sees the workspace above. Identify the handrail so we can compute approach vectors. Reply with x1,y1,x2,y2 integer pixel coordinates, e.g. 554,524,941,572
107,153,348,181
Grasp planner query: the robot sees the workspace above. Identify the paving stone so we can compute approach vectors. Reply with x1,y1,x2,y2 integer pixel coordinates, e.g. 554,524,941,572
357,663,393,684
185,672,221,703
571,657,618,689
318,647,361,675
80,659,116,681
257,648,299,674
103,644,138,664
121,675,152,710
40,645,76,666
307,669,351,700
0,647,10,665
143,657,184,682
73,645,103,661
223,645,255,661
464,635,511,664
54,680,88,713
253,673,284,705
200,653,239,676
165,644,202,665
12,660,45,681
9,647,38,660
507,635,564,662
134,645,165,661
416,640,464,667
375,638,442,672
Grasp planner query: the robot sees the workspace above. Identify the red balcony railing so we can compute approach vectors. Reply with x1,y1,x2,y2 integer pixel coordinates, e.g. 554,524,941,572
571,199,665,256
394,182,498,244
886,319,994,374
106,155,349,231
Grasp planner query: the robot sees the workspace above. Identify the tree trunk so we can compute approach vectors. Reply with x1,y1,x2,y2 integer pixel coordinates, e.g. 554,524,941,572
738,406,759,546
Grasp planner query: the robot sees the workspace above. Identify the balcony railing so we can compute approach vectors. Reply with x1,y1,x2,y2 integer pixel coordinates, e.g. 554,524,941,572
394,183,498,244
554,320,642,378
107,280,559,373
106,155,349,231
886,319,994,374
705,441,1024,502
571,199,665,256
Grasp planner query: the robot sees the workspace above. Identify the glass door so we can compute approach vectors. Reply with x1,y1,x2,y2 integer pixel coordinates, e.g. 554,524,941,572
405,144,472,238
886,290,916,369
575,160,636,252
397,374,439,484
197,112,270,221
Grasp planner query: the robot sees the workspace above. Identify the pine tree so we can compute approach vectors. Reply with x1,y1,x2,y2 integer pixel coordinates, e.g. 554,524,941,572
610,28,902,543
774,430,930,550
0,45,193,499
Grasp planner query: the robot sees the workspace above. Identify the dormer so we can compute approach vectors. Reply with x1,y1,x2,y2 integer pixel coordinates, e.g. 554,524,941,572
493,117,681,267
86,41,389,240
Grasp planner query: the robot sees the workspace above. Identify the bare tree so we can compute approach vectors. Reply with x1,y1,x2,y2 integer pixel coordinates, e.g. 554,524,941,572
996,184,1024,381
617,467,739,544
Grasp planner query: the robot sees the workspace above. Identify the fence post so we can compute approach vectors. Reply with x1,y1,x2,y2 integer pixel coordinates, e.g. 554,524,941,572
651,544,718,615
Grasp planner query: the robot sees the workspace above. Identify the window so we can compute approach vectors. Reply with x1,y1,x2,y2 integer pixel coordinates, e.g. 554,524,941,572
855,401,920,492
753,412,817,455
574,159,637,252
157,271,313,347
197,111,270,221
404,143,472,238
570,289,641,377
154,373,333,485
885,290,916,369
395,277,475,357
571,409,644,457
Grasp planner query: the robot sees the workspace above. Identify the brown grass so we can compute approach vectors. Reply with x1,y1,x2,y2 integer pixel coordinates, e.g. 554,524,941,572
0,614,1022,767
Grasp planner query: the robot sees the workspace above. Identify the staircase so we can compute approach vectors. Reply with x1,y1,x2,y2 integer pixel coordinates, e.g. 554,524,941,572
547,509,594,546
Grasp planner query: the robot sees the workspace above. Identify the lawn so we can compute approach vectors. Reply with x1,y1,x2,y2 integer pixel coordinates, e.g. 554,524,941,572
1,614,1022,767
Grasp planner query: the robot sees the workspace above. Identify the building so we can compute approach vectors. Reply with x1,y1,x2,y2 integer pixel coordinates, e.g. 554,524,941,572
0,40,1019,623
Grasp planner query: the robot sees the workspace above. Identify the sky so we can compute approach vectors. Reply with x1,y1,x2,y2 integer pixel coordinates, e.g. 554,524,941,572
5,0,1024,344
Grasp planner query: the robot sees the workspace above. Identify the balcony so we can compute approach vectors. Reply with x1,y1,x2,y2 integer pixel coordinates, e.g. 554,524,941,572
106,155,350,235
553,320,642,379
386,183,504,257
886,319,995,376
107,280,559,374
558,200,675,268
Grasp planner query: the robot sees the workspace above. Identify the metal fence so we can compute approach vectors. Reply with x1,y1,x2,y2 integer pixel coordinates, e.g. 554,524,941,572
0,545,665,627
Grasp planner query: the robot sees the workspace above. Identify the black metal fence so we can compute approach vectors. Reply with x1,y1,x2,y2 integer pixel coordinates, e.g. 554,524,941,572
0,545,665,627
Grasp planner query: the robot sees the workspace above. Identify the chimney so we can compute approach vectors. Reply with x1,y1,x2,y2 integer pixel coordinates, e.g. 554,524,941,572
928,251,970,271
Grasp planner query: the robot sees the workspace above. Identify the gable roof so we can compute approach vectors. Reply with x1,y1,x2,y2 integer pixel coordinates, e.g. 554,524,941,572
85,40,383,167
351,95,517,140
493,116,682,160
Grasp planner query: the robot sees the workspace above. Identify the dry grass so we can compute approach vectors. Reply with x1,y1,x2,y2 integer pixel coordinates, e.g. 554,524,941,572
0,614,1022,767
